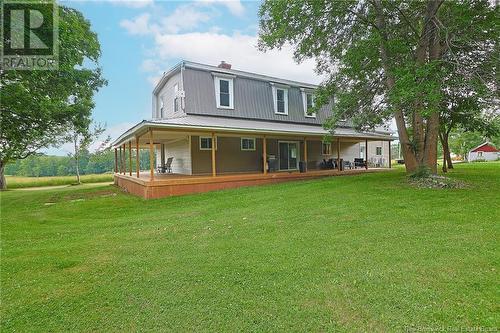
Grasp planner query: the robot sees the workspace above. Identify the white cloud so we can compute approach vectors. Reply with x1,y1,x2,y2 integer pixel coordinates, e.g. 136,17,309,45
109,0,153,8
140,58,159,72
153,31,321,84
155,4,212,34
97,122,138,149
196,0,245,16
120,2,321,87
120,13,151,35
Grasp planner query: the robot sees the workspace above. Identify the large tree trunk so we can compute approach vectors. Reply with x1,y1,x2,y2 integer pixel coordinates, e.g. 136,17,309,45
373,0,419,173
440,130,453,171
423,112,440,174
419,0,443,174
0,160,6,190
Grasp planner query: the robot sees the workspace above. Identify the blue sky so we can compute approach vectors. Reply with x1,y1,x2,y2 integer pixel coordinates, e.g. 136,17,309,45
47,0,321,155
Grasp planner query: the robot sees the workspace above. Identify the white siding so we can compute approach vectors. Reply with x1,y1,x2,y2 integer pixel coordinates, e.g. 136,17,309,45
368,141,390,167
339,142,361,162
367,141,390,167
155,71,184,119
468,151,499,161
160,136,192,174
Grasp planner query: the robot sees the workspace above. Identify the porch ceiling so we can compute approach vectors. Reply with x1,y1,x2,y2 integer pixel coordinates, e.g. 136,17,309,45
112,115,395,148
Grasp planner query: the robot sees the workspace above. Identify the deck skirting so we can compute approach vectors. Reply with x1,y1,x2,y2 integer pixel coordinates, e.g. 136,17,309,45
114,169,390,199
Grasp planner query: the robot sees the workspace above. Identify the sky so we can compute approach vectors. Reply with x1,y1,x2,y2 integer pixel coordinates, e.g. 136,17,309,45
46,0,322,155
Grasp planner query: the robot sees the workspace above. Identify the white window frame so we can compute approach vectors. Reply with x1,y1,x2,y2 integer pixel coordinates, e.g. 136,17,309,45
301,88,316,118
159,95,165,118
271,83,289,115
376,146,383,156
214,75,234,109
241,138,256,151
322,142,331,155
360,144,366,158
199,136,217,151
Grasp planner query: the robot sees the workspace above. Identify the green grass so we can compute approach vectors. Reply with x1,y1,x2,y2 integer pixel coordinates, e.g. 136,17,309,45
4,173,113,189
1,163,499,332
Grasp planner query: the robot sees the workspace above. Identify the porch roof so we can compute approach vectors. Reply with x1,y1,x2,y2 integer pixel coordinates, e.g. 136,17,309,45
112,115,395,148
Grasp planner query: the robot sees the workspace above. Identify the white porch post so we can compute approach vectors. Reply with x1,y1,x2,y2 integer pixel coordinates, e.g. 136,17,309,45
365,139,368,170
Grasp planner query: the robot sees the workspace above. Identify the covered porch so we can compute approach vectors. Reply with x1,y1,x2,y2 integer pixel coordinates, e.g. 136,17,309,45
111,117,394,198
114,168,389,199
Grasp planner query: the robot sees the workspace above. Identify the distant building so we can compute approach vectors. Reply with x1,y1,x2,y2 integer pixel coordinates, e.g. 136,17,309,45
468,142,499,161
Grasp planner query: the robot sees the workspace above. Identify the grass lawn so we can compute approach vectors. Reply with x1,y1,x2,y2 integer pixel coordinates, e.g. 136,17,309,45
1,162,499,331
4,174,113,189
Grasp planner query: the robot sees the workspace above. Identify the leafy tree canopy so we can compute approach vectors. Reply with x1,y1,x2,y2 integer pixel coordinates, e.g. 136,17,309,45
259,0,498,174
0,3,107,188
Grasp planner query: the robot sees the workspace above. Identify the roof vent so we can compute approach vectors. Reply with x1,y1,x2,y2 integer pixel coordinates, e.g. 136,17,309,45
217,61,232,69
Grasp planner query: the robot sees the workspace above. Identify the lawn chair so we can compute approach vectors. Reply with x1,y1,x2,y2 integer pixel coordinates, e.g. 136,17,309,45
157,157,174,174
354,158,366,169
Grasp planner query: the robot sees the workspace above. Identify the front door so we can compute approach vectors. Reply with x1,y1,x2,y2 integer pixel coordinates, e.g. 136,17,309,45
279,141,299,170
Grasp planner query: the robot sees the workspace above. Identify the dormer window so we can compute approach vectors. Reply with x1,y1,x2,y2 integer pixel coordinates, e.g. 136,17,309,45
301,89,316,118
272,84,288,115
214,75,234,109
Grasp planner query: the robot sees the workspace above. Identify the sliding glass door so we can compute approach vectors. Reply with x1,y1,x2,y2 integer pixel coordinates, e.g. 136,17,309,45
279,141,299,170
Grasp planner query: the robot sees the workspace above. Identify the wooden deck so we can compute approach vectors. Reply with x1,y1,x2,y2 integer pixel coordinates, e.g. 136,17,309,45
114,168,391,199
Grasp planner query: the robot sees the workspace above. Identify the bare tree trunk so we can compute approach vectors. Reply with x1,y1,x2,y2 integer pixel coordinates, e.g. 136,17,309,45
74,135,81,184
0,160,6,190
439,131,448,173
440,131,454,171
444,131,453,169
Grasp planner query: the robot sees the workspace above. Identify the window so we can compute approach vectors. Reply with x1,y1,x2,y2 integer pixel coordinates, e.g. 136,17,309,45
477,151,483,157
219,80,230,106
214,76,234,109
277,89,285,113
241,138,256,151
376,146,383,156
200,136,217,150
159,96,164,118
322,142,331,155
173,83,179,113
272,84,288,115
360,145,366,158
302,89,316,118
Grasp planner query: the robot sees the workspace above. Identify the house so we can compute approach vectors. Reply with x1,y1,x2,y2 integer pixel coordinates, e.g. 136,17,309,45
112,61,394,198
468,142,499,161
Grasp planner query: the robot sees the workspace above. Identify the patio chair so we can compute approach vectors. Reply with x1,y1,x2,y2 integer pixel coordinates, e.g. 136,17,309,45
165,157,173,173
157,157,174,174
327,158,335,169
354,158,366,169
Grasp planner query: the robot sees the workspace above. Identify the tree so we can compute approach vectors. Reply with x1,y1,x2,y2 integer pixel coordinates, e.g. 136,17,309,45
65,123,109,184
0,3,106,189
439,94,498,172
258,0,497,175
448,120,500,161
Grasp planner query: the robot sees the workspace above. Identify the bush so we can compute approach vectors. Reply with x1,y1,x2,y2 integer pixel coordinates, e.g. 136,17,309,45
408,174,467,189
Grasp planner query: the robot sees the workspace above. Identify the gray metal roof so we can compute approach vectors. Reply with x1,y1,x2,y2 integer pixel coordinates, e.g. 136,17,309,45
183,67,334,125
112,115,394,147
